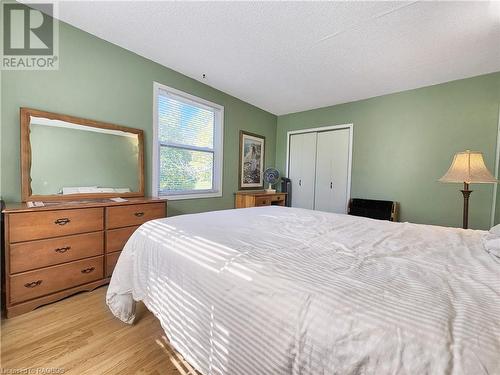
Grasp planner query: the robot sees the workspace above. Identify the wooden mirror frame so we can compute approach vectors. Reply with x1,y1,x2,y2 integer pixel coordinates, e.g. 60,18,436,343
20,108,145,202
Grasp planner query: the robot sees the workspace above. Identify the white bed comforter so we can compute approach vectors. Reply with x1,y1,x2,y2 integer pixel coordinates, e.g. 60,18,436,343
107,206,500,375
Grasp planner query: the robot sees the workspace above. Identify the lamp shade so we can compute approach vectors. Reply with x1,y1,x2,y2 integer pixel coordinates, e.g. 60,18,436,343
439,150,497,184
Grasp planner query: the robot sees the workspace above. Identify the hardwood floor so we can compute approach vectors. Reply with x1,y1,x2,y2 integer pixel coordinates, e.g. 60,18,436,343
1,286,199,374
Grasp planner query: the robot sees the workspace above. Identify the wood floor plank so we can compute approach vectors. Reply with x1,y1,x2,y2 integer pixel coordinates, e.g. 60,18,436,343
1,286,199,375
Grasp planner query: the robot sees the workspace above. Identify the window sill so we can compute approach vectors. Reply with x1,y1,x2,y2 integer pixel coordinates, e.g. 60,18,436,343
156,191,223,200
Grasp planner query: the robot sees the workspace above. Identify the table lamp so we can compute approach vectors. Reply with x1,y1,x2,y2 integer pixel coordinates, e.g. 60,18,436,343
439,150,497,229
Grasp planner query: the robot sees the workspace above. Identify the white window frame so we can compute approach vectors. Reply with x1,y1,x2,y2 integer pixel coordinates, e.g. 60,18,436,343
152,82,224,200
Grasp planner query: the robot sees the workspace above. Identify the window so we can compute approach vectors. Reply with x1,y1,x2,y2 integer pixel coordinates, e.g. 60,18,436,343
153,82,224,199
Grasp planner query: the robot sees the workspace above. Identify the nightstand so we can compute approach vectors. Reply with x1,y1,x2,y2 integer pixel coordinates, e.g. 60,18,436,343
235,191,287,208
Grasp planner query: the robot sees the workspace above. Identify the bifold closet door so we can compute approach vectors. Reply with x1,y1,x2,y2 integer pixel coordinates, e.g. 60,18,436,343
288,132,317,209
314,129,350,213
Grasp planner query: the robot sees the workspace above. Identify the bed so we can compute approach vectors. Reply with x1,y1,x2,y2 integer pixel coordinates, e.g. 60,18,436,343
107,206,500,375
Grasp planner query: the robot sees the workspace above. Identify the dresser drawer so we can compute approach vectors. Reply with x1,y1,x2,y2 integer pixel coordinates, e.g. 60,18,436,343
106,226,138,253
9,208,104,243
10,232,104,274
106,203,165,229
106,251,121,277
254,197,272,206
273,194,286,203
9,256,103,304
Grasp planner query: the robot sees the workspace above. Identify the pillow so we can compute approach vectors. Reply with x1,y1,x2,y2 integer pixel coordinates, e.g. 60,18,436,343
482,233,500,258
490,224,500,236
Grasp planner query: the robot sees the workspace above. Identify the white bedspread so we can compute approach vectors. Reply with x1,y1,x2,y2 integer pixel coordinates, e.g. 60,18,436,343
107,206,500,375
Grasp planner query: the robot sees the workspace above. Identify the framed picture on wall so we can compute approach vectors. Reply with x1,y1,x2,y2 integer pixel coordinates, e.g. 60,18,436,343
239,131,265,190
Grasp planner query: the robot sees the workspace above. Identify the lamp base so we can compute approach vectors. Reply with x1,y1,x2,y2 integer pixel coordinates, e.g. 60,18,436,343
460,182,472,229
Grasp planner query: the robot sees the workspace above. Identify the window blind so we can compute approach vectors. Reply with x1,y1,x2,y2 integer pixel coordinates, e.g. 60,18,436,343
157,90,218,194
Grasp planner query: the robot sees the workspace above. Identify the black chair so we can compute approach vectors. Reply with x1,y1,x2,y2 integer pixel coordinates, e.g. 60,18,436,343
280,177,292,207
348,198,399,222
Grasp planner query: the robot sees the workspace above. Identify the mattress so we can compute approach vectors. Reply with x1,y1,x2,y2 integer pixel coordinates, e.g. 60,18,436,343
107,206,500,375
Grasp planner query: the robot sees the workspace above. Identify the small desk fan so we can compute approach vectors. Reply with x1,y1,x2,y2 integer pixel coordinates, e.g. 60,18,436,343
264,168,280,193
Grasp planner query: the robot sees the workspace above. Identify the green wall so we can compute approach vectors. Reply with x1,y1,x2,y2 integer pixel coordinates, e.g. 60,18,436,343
276,72,500,230
0,20,277,216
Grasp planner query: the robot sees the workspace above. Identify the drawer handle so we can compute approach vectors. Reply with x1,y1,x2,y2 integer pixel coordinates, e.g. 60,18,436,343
24,280,42,288
54,218,71,225
134,212,144,217
262,200,267,205
54,246,71,253
81,267,95,274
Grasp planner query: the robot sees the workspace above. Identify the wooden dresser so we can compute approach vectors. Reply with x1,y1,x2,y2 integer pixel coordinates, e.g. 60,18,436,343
2,197,166,317
235,191,287,208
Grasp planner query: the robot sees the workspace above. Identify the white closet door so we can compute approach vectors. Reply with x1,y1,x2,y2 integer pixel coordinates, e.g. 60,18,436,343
288,132,317,209
314,129,350,213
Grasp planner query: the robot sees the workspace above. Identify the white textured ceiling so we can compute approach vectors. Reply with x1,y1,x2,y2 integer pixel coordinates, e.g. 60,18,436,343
52,1,500,115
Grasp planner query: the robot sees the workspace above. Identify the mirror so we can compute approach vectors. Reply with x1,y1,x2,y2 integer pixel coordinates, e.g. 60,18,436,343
21,108,144,201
